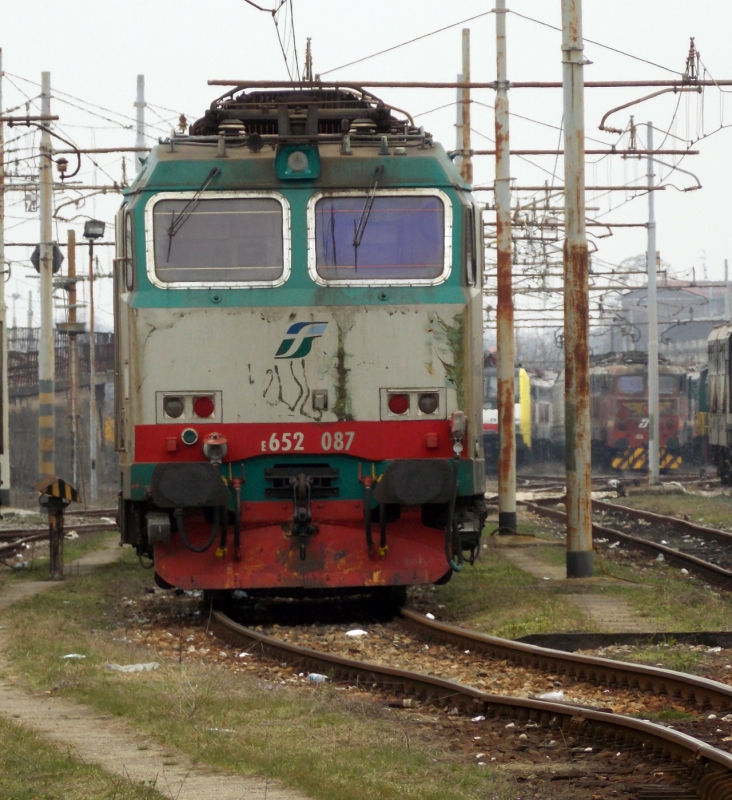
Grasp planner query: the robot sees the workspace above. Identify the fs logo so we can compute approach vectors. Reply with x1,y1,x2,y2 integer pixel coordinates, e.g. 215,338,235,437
275,321,328,359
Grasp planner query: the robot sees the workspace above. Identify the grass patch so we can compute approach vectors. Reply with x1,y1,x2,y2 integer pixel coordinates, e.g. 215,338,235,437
431,547,590,638
3,551,514,800
0,715,165,799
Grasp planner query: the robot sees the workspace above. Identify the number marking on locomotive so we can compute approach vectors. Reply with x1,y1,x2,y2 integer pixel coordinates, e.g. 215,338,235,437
260,430,354,453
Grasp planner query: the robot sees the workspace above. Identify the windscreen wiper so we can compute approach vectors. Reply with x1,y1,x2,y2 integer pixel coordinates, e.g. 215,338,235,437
166,167,221,261
352,164,384,272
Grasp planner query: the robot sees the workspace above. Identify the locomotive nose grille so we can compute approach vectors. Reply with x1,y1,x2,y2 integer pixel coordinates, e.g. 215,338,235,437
264,464,339,498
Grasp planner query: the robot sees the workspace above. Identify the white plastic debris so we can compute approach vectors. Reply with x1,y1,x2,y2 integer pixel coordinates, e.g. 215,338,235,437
708,713,718,720
475,752,486,759
207,727,235,733
61,654,85,659
655,553,665,562
106,662,159,673
542,576,551,581
538,690,565,702
505,722,515,729
232,590,248,600
425,613,436,620
345,629,368,638
518,734,528,741
64,530,79,540
680,568,689,575
308,673,328,683
471,715,486,722
238,652,251,658
708,647,722,654
608,541,620,549
584,747,593,752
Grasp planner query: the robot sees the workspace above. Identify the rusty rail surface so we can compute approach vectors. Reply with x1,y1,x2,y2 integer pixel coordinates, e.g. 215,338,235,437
398,609,732,711
211,610,732,799
592,499,732,547
523,499,732,589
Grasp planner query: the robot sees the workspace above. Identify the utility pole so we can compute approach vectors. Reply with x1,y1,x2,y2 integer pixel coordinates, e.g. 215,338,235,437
88,241,97,504
460,29,472,184
725,258,730,321
38,72,54,480
561,0,593,577
646,122,660,485
67,230,79,486
455,73,463,174
0,49,9,504
135,75,146,151
495,0,516,533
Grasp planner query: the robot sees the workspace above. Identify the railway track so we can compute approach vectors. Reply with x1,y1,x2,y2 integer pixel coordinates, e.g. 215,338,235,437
210,609,732,798
523,498,732,589
0,520,118,562
397,608,732,711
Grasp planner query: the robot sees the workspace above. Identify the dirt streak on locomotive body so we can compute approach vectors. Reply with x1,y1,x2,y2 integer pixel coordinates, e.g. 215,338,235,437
114,86,487,596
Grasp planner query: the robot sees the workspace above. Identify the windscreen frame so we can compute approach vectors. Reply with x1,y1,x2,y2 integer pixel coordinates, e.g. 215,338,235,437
144,191,291,289
306,188,452,287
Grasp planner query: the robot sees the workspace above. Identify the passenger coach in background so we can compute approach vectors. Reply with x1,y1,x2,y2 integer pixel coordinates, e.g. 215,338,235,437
114,84,487,604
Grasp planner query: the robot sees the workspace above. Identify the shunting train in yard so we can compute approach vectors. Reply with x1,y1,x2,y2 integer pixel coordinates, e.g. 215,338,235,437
551,352,689,471
114,84,488,599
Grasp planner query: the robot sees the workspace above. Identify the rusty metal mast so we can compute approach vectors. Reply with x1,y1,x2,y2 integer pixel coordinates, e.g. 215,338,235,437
39,72,55,480
495,0,516,533
0,49,9,505
460,29,472,185
562,0,593,577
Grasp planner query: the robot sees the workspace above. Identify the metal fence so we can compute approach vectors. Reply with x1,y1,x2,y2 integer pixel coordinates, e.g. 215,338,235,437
8,327,114,391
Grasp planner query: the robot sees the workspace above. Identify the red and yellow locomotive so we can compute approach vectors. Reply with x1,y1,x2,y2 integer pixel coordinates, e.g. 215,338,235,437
589,353,688,470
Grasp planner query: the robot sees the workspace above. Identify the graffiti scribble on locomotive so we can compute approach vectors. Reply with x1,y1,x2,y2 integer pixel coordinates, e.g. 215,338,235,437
551,352,688,470
482,353,530,469
114,85,487,600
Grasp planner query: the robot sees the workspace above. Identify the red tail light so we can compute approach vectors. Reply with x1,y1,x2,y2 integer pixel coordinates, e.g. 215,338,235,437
387,393,410,415
193,395,215,418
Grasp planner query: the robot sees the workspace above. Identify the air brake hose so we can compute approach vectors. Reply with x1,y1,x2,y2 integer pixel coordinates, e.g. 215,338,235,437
444,457,464,572
174,507,222,553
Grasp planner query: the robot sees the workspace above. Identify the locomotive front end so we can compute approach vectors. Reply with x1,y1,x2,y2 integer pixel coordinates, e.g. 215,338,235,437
115,87,486,596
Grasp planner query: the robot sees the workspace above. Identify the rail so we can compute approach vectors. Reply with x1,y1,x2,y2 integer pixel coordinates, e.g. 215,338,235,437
211,610,732,798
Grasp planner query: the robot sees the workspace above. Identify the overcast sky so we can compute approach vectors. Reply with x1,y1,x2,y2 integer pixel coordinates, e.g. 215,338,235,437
3,1,732,330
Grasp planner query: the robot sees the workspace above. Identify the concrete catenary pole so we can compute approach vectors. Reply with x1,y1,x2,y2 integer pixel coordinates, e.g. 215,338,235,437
646,122,660,485
88,241,97,504
39,72,55,479
461,29,472,185
0,50,10,504
495,0,517,532
135,75,146,151
67,230,79,486
561,0,593,576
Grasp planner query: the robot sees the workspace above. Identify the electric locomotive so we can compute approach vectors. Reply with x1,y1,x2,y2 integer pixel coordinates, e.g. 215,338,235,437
482,352,531,468
114,85,487,600
552,352,688,470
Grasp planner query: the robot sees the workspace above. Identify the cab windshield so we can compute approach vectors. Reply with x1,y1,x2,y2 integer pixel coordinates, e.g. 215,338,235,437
314,195,445,281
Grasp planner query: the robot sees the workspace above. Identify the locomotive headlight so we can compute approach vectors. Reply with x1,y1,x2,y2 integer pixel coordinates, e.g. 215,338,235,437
163,396,185,419
203,432,228,466
418,393,439,415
